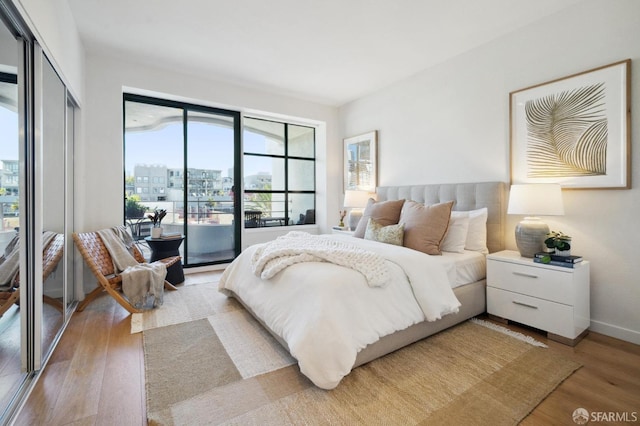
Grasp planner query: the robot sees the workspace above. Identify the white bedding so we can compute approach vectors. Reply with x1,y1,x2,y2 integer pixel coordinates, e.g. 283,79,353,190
331,233,487,289
440,250,487,288
219,233,463,389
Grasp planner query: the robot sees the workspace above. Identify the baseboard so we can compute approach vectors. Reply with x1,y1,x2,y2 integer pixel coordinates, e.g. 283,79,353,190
590,319,640,345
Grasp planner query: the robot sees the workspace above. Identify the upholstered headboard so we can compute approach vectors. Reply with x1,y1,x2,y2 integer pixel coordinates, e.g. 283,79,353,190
376,182,507,253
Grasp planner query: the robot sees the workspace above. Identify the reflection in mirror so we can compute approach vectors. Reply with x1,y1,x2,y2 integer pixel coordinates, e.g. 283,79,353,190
0,17,25,417
40,55,65,358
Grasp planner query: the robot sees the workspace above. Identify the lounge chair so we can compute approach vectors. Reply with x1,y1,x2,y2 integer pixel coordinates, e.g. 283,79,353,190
0,233,65,318
72,231,180,314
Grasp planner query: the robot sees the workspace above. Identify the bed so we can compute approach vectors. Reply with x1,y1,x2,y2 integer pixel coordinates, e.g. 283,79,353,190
219,181,506,389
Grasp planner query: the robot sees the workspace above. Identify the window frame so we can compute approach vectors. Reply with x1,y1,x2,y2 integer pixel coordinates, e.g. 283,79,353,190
243,116,316,228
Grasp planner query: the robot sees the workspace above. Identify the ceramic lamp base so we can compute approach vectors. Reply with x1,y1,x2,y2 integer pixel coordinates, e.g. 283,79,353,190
348,209,363,231
514,217,549,258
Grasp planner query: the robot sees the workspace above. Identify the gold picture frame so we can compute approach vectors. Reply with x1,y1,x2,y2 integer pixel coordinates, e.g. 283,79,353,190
510,59,631,189
344,130,377,191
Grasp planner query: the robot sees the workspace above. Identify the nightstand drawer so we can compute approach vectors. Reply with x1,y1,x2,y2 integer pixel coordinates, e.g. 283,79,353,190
487,287,575,338
487,260,573,305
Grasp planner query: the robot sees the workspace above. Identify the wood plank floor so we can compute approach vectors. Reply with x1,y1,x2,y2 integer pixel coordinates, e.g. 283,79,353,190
14,271,640,425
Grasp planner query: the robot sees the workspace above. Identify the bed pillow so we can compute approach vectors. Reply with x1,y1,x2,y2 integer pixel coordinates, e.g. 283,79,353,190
364,218,404,246
353,198,405,238
399,200,454,255
465,207,488,253
440,211,470,253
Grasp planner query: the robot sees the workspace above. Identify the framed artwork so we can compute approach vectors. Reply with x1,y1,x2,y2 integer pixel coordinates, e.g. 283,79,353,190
510,59,631,189
344,130,377,191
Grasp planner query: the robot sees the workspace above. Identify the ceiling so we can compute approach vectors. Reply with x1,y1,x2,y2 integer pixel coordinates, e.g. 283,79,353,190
66,0,584,107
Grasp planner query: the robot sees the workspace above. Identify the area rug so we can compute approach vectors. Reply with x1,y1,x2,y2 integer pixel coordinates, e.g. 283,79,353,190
131,280,240,333
143,311,581,425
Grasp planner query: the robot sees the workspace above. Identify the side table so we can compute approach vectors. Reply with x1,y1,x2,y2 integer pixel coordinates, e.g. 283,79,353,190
486,250,590,346
145,236,185,285
331,228,355,236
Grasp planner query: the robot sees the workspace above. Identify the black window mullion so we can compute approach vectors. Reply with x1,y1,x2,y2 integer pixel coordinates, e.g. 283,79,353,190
284,123,289,226
182,108,188,264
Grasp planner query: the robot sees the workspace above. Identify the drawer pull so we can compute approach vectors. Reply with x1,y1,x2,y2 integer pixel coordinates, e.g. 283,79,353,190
512,300,539,309
512,271,538,279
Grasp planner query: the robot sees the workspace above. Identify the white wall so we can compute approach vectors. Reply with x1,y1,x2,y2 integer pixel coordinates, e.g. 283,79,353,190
339,0,640,344
15,0,85,103
80,52,340,245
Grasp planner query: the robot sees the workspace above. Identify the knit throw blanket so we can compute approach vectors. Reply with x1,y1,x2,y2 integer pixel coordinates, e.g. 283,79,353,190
97,226,166,308
251,231,389,287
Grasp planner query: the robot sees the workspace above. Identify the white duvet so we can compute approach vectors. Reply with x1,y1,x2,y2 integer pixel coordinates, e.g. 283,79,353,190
219,233,461,389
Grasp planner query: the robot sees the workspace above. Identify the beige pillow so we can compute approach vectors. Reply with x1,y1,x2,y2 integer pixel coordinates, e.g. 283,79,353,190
400,200,454,255
353,198,405,238
364,218,404,246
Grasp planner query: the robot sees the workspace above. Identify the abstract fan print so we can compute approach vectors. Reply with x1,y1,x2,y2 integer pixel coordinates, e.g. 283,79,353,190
525,82,607,177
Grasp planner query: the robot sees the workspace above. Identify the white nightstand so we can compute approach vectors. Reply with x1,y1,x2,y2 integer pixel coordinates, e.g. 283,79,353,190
486,250,590,346
331,228,355,236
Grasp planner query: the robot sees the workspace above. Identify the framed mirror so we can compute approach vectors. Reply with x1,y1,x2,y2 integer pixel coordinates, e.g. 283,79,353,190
344,130,377,191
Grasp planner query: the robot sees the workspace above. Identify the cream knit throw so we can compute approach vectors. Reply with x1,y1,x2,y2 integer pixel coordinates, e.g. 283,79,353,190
251,231,389,287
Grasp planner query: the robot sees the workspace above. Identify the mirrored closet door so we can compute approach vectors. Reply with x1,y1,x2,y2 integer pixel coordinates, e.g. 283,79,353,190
0,13,26,418
37,48,67,359
0,4,77,422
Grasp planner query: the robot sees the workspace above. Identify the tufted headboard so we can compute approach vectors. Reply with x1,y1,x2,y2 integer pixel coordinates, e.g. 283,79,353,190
376,182,507,253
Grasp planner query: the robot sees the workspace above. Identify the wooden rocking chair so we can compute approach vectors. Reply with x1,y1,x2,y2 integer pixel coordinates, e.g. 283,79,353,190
0,233,65,318
72,231,180,314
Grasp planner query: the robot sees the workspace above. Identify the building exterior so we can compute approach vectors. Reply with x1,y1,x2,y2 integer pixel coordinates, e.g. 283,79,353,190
132,164,225,202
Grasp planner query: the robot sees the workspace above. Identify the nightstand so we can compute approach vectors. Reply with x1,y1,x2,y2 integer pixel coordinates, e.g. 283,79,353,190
331,228,355,236
486,250,590,346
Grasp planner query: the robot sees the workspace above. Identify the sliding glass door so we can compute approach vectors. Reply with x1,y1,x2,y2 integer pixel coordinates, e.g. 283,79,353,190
185,111,238,264
124,95,241,267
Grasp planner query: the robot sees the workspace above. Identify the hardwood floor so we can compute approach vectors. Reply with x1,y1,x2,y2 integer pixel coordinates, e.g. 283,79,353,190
14,272,640,425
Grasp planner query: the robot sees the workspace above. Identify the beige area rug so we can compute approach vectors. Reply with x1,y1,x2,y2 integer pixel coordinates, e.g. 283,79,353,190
131,280,239,333
143,308,581,425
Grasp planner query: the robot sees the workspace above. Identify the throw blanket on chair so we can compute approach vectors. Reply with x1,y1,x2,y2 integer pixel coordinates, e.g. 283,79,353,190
251,231,389,287
97,226,166,308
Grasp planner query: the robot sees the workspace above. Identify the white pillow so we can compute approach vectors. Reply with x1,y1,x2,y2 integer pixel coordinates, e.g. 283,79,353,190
440,211,470,253
465,207,488,253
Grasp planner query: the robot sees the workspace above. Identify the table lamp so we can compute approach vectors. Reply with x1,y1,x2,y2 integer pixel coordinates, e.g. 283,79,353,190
507,184,564,257
343,190,372,231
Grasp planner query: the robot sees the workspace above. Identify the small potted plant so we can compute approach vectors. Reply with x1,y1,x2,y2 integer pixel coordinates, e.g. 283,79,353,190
544,231,572,256
147,208,167,238
338,210,346,228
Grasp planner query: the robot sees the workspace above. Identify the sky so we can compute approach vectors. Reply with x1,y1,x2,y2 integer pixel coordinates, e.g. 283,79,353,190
1,100,270,179
125,121,268,178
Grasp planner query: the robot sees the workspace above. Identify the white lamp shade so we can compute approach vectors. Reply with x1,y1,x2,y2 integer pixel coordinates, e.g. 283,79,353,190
507,184,564,216
343,190,372,208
